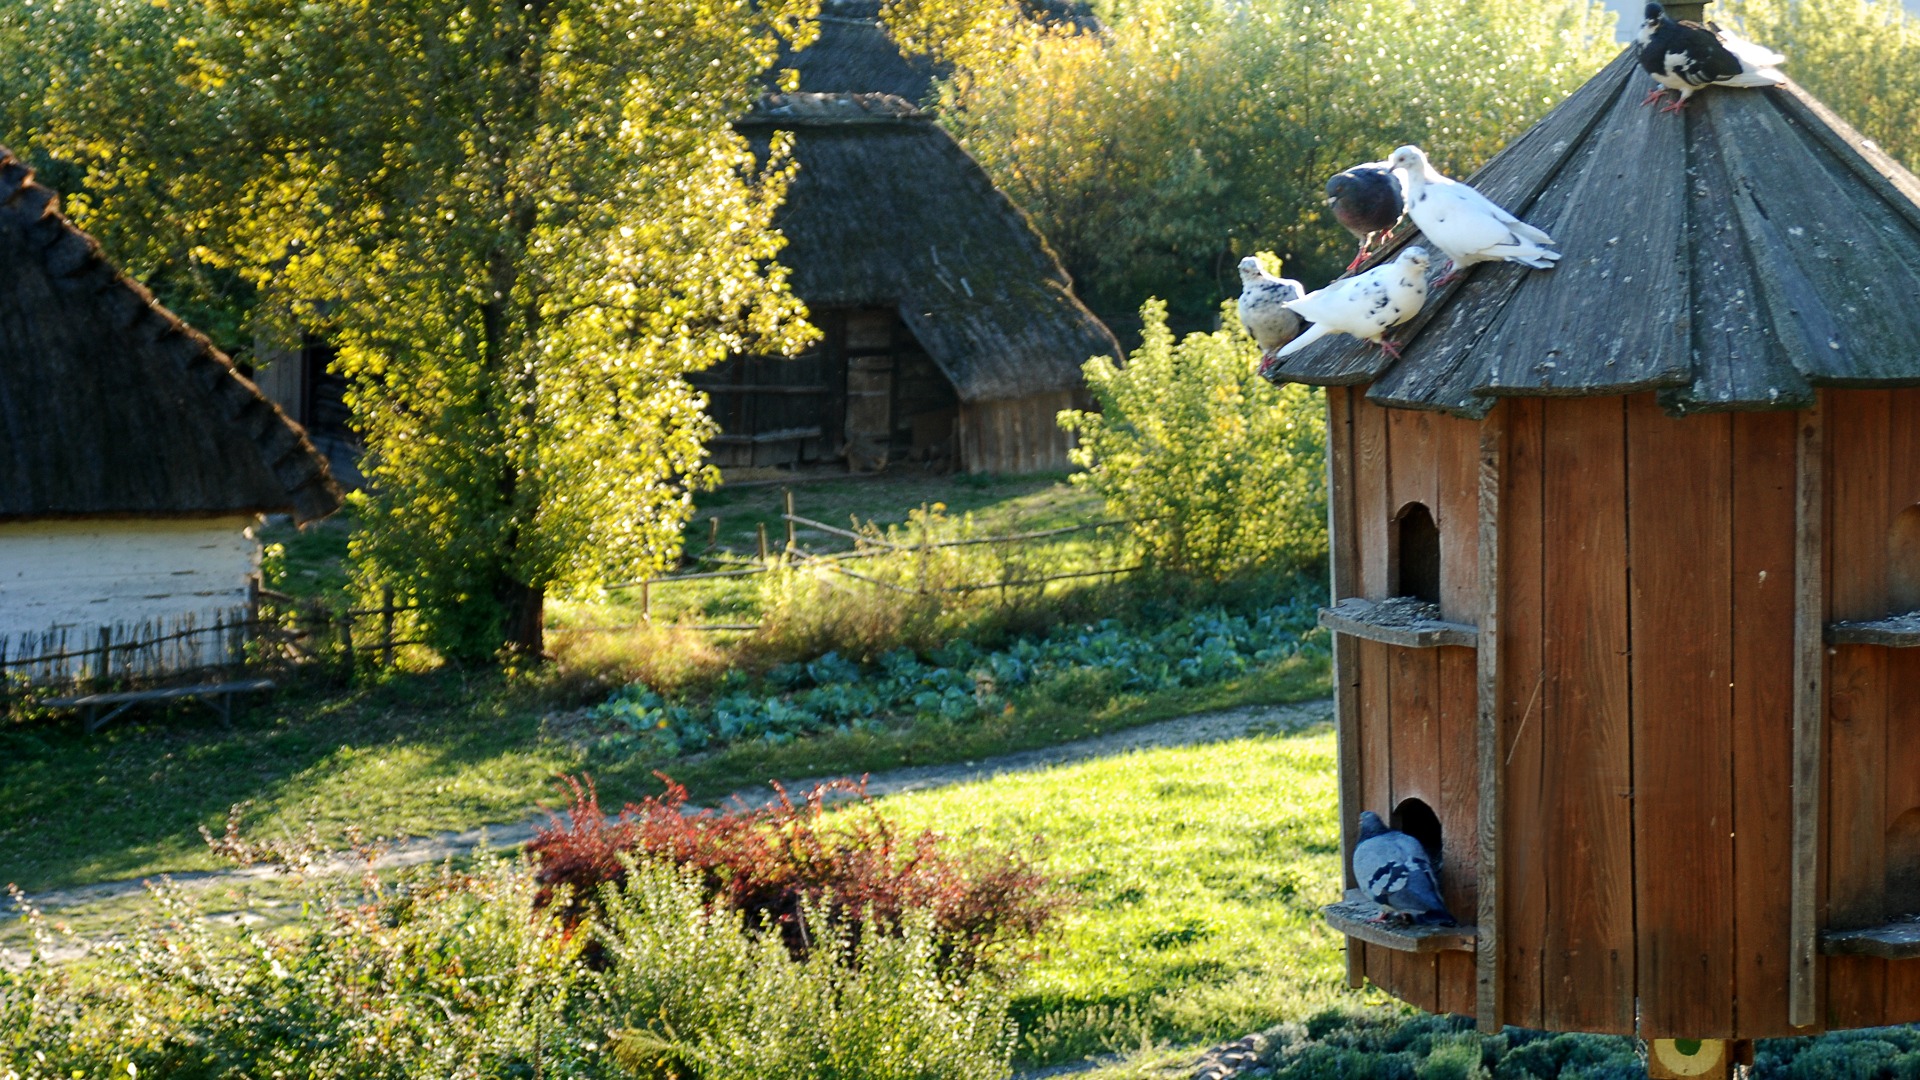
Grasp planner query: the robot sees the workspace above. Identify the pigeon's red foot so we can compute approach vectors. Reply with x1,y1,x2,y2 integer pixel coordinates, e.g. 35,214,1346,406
1641,87,1669,107
1432,270,1462,289
1378,338,1406,360
1660,95,1688,114
1344,248,1368,274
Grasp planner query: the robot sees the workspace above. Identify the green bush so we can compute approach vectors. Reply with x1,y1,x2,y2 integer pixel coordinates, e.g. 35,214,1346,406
593,865,1016,1080
0,855,1019,1079
1061,298,1328,579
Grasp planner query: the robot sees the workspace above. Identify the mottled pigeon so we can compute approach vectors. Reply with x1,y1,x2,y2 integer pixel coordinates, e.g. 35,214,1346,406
1388,144,1559,287
1326,162,1406,274
1637,2,1784,113
1352,810,1456,926
1236,256,1306,364
1277,246,1430,361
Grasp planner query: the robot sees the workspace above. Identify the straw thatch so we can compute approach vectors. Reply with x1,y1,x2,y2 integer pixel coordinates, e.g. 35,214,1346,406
1266,47,1920,418
782,2,942,103
0,146,340,524
740,93,1120,402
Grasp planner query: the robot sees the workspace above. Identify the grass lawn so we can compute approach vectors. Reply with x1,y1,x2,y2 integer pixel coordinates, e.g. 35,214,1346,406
875,720,1379,1069
0,651,1329,894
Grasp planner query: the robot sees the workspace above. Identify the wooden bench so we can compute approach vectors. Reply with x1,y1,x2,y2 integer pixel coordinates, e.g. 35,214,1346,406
45,678,277,733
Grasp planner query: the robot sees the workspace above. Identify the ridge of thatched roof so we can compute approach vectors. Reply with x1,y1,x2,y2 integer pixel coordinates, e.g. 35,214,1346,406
0,146,341,524
780,2,943,104
1266,46,1920,418
740,92,1120,402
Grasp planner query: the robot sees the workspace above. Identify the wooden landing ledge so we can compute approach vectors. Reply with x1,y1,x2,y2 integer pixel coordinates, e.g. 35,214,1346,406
1319,598,1478,649
1322,894,1478,953
1826,611,1920,647
1820,918,1920,959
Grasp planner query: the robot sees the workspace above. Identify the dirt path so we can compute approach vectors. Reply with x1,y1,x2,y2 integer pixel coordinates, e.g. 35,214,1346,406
10,698,1333,964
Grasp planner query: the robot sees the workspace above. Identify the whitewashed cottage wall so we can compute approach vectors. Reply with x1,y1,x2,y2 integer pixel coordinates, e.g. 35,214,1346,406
0,516,260,670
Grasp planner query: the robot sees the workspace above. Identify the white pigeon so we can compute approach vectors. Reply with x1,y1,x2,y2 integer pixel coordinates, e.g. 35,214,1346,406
1236,256,1306,360
1277,245,1430,360
1388,144,1559,286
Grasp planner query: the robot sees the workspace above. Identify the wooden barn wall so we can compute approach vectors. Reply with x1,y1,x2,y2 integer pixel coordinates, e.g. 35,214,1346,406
1822,389,1920,1031
956,391,1079,475
1344,396,1483,1015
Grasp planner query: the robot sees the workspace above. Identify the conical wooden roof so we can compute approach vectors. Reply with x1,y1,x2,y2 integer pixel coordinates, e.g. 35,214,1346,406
1266,47,1920,418
0,147,341,523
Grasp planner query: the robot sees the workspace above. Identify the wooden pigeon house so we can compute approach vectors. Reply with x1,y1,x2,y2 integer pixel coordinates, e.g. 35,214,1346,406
1264,6,1920,1056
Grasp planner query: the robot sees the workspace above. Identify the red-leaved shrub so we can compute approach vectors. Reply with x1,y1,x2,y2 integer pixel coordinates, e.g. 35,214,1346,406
526,773,1063,973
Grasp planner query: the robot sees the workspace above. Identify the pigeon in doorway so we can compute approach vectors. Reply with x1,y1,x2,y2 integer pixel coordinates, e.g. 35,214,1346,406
1326,162,1406,274
1388,144,1560,287
1352,810,1457,926
1237,256,1306,366
1277,246,1430,361
1636,2,1785,113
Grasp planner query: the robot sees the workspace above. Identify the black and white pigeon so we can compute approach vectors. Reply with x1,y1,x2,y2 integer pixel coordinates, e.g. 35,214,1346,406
1278,245,1430,361
1352,810,1457,926
1236,256,1306,363
1636,2,1785,113
1388,144,1559,287
1326,162,1406,274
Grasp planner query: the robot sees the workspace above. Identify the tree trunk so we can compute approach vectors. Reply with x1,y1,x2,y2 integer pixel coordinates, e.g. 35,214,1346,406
497,577,546,658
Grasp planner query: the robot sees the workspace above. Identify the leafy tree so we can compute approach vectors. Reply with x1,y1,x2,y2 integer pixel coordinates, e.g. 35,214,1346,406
929,0,1618,324
1719,0,1920,172
1,0,823,658
1060,289,1327,578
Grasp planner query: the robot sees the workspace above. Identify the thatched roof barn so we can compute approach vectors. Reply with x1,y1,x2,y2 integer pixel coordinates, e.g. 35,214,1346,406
1264,10,1920,1056
0,145,339,674
720,92,1119,473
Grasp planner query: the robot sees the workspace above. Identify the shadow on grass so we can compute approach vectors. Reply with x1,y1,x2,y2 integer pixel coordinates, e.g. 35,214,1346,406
0,667,583,892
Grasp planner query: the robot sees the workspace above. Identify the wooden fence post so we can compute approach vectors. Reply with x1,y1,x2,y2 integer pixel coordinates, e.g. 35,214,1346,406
96,626,112,686
381,588,396,668
785,489,796,552
757,522,770,563
641,579,652,622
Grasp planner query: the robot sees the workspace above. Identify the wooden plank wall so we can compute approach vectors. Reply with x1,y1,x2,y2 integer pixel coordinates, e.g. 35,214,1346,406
1346,398,1483,1015
1345,391,1920,1035
1494,396,1636,1032
957,391,1078,474
1823,389,1920,1029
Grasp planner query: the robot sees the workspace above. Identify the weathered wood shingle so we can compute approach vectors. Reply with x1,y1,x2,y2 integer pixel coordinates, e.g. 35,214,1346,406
0,147,341,524
1267,47,1920,417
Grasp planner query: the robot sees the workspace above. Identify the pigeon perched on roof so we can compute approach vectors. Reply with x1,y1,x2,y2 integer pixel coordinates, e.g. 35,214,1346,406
1389,145,1560,287
1277,246,1430,361
1236,256,1306,364
1326,162,1406,274
1636,2,1785,113
1352,810,1457,926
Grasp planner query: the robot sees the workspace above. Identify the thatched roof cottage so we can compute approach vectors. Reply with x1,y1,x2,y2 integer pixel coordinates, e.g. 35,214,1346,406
0,146,340,675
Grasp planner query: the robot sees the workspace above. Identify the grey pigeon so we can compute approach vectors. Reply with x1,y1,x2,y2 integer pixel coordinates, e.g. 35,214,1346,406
1326,162,1406,274
1236,256,1305,362
1352,810,1456,925
1637,2,1784,114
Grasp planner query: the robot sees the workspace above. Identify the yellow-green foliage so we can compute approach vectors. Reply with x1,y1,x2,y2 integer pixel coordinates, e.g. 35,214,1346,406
0,0,823,658
934,0,1618,315
1061,298,1328,579
1719,0,1920,172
